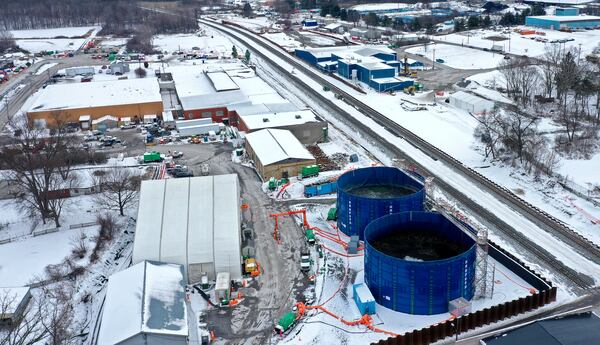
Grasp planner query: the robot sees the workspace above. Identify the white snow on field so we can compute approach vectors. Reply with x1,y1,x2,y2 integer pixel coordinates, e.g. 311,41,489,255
262,33,303,50
34,62,58,75
298,31,339,47
406,43,504,69
100,38,130,47
436,27,600,57
10,26,100,39
153,28,231,53
16,38,86,53
222,15,274,31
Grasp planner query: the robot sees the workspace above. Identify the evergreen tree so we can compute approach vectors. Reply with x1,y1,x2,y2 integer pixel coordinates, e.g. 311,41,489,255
468,16,480,29
340,8,348,20
242,3,253,17
231,45,238,58
245,49,251,61
454,18,465,32
365,12,379,27
482,15,492,28
410,17,422,31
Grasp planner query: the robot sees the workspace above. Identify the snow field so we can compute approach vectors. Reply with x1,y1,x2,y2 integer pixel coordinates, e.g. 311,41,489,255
406,43,504,69
10,26,100,39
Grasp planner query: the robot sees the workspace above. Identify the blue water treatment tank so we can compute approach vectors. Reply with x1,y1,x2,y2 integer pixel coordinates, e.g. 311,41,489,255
337,166,424,240
364,211,476,315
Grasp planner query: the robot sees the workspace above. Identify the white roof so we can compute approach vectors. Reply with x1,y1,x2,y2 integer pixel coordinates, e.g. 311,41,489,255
526,0,594,4
132,176,242,281
79,115,91,121
91,115,118,124
359,61,394,70
144,114,157,119
450,91,494,108
162,111,174,122
324,23,343,29
207,71,239,91
245,128,314,166
176,118,212,129
354,283,375,303
0,287,29,315
28,78,161,113
215,272,231,291
299,45,395,58
241,109,321,130
98,261,188,345
527,14,600,22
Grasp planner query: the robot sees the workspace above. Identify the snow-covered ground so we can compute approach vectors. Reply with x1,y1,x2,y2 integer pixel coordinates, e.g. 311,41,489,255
405,43,504,69
436,27,600,57
153,29,232,55
298,31,339,47
16,38,86,53
10,26,100,39
99,38,129,48
274,204,538,345
222,15,274,31
205,20,600,291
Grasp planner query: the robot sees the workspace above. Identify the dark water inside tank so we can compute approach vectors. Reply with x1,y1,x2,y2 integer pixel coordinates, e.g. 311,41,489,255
347,184,416,199
370,229,468,261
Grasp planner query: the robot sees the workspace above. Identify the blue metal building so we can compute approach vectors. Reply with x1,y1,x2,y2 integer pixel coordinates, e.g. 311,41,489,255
295,48,332,66
364,212,476,315
525,14,600,29
337,167,424,240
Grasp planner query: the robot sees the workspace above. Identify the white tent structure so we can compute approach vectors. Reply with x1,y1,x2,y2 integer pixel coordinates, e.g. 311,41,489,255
98,261,188,345
449,91,495,115
132,175,242,282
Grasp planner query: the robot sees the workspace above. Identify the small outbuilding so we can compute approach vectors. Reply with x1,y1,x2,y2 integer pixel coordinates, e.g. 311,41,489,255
245,128,315,180
0,287,31,326
237,109,328,144
98,261,188,345
449,91,495,115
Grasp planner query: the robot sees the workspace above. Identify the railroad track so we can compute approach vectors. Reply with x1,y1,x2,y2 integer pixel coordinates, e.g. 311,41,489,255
199,18,597,290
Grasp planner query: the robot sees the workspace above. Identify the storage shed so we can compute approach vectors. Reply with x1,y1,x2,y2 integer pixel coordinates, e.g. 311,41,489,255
449,91,494,115
352,283,376,316
98,261,188,345
245,128,315,180
132,175,243,282
0,287,31,325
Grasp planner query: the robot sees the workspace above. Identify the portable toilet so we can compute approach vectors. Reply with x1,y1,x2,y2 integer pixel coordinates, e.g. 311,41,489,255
353,283,376,315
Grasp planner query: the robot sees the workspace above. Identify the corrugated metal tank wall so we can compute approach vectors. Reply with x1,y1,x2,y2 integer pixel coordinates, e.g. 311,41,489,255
337,166,424,240
364,212,476,315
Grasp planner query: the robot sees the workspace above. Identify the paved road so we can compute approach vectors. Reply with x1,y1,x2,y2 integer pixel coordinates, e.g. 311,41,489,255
395,46,499,90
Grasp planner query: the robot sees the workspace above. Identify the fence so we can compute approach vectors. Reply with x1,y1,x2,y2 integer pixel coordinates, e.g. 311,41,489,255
371,239,557,345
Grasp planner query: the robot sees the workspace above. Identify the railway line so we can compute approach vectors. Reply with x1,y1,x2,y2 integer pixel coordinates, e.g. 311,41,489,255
199,18,598,290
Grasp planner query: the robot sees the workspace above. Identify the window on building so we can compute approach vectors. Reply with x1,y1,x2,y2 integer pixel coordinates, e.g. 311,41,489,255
215,110,224,117
201,111,212,118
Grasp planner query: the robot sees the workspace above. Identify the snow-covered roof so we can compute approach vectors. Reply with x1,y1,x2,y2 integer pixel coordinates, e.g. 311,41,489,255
206,71,239,91
0,287,30,316
98,261,188,345
359,62,395,70
132,176,242,281
351,2,411,11
245,128,314,166
144,114,157,119
525,0,594,4
450,91,494,108
354,283,375,302
241,109,321,130
175,118,212,129
79,115,91,121
527,14,600,22
324,23,343,30
28,78,162,113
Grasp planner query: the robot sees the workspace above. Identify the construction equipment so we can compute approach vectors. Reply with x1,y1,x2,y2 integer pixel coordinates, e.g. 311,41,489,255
142,151,161,163
300,247,311,272
299,165,320,179
270,209,308,242
274,311,298,335
305,229,315,245
244,258,260,277
327,207,337,221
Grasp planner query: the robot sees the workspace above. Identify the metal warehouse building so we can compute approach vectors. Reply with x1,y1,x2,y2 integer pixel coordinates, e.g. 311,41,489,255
132,175,243,282
98,261,188,345
449,91,495,115
237,109,328,144
27,78,163,127
245,128,316,180
525,14,600,29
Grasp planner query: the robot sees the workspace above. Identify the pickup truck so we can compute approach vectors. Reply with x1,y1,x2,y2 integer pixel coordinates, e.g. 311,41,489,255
300,247,311,272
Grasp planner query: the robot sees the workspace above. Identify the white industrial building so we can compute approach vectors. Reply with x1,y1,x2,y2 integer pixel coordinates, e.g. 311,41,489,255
449,91,495,115
98,261,188,345
132,175,243,282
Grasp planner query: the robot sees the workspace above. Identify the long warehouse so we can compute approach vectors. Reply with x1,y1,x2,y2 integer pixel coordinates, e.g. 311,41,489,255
132,175,243,282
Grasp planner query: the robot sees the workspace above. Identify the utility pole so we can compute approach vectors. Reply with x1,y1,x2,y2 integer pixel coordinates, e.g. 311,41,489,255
432,48,435,70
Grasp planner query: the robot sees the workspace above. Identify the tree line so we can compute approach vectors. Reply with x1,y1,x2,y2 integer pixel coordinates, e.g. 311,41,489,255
476,45,600,180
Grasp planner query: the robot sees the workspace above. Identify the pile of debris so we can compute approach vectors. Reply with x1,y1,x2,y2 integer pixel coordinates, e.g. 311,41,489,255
307,145,339,171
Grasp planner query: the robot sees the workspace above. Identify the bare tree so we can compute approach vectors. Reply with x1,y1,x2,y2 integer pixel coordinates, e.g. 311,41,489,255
540,44,562,98
0,115,79,227
92,168,140,216
0,29,15,53
499,57,540,106
474,105,503,160
39,284,78,345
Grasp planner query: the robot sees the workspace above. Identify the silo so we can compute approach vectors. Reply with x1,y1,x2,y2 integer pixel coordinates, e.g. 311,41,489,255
337,167,424,240
364,211,476,315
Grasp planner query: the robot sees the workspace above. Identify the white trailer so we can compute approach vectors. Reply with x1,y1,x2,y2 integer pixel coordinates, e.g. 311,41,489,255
65,66,95,77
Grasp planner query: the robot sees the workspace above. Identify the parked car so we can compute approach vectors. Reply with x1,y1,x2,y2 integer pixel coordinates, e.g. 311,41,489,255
171,151,183,158
173,170,194,178
120,124,135,130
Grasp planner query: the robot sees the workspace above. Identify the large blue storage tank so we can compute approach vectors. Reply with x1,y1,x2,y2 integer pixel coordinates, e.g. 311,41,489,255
364,211,476,315
337,167,424,240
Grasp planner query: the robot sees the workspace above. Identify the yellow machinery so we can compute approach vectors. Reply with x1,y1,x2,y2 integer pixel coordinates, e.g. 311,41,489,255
245,258,260,277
